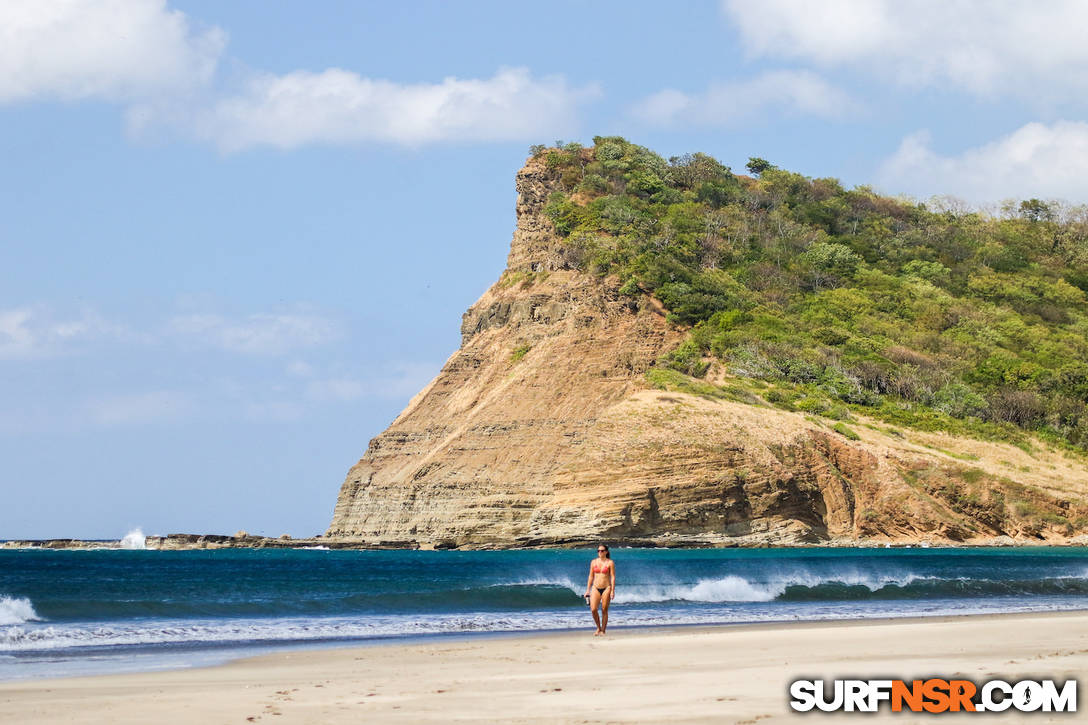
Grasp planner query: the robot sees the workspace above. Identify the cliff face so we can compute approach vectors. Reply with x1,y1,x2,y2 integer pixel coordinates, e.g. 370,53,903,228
327,158,1088,548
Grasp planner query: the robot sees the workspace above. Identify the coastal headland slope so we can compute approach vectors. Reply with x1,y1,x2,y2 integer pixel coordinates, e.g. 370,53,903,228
327,139,1088,549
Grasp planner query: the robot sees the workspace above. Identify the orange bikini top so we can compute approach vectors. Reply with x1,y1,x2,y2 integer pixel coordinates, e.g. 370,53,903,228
592,561,609,573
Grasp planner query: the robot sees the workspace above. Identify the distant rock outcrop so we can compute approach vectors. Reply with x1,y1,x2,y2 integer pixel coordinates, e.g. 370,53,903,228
326,156,1088,549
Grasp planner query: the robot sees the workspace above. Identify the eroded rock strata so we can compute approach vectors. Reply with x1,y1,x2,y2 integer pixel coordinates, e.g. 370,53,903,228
327,157,1088,548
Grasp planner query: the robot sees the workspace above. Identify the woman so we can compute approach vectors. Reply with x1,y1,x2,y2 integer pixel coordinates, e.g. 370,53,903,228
584,543,616,636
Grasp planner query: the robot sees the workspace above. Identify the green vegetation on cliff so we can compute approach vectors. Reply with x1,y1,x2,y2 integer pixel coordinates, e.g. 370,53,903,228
532,137,1088,451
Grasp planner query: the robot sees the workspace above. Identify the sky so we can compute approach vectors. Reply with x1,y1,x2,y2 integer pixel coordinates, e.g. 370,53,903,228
5,1,1088,539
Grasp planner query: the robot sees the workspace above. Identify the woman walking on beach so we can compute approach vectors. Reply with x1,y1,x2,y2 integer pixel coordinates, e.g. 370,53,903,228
584,544,616,636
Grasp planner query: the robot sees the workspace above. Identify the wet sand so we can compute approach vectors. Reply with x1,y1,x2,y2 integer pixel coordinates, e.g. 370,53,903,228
1,611,1085,724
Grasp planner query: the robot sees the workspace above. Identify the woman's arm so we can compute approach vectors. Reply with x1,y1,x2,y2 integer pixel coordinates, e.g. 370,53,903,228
610,562,617,601
585,565,593,595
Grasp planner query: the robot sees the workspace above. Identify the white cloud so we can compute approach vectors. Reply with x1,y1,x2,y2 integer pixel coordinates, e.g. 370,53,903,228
305,378,366,402
0,306,129,359
0,302,441,434
722,0,1088,97
305,362,440,403
169,312,341,355
285,361,314,378
0,309,36,357
0,0,224,103
877,121,1088,203
84,390,192,426
241,399,304,424
0,306,338,359
632,70,860,127
366,362,441,399
0,3,590,148
164,67,595,151
0,390,193,432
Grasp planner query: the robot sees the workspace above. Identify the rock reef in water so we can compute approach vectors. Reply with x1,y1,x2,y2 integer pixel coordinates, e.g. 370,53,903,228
326,155,1088,549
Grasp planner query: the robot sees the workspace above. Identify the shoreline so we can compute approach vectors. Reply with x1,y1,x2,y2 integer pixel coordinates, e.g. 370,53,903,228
3,610,1085,723
6,603,1088,684
5,538,1088,551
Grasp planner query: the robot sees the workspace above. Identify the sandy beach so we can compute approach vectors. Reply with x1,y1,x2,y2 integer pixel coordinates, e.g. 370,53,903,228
1,611,1084,724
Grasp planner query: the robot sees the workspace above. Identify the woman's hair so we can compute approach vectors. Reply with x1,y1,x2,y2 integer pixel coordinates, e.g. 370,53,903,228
597,543,610,559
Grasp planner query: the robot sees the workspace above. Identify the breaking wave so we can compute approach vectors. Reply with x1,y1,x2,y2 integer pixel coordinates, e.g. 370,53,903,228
544,571,1088,605
0,596,42,626
120,528,146,550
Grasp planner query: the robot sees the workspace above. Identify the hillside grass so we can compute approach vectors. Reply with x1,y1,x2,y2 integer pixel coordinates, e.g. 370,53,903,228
534,137,1088,454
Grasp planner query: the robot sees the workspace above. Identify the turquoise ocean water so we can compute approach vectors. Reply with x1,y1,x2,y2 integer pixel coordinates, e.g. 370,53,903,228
2,546,1086,680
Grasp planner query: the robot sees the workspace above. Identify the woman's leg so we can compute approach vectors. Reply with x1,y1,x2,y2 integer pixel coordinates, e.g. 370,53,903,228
588,587,602,634
600,588,611,633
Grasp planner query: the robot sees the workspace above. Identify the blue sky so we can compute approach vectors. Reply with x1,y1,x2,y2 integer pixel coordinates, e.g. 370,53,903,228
5,1,1088,539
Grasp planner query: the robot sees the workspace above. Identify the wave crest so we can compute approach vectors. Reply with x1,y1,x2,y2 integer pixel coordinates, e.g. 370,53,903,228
513,570,1088,604
120,528,146,550
0,596,42,626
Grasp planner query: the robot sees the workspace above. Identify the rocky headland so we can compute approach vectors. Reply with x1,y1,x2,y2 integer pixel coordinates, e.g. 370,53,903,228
324,153,1088,549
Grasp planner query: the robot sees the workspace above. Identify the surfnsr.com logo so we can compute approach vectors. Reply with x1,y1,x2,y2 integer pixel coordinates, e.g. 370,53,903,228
789,678,1077,713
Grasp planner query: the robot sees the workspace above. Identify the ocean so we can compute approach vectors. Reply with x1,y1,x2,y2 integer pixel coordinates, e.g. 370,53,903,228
2,546,1086,680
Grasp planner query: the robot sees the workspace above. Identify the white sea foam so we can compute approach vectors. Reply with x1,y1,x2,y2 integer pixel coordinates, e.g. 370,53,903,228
512,575,584,592
512,571,935,604
120,528,146,550
3,598,1086,656
520,572,777,602
0,615,587,653
615,575,778,603
0,597,42,626
1054,568,1088,581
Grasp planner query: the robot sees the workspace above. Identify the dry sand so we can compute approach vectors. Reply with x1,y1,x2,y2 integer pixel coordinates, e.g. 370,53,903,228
1,612,1085,724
